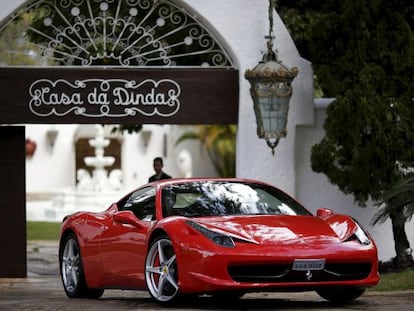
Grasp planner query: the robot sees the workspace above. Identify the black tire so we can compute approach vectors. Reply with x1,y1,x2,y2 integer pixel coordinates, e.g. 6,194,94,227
145,235,181,305
316,287,365,304
60,233,104,299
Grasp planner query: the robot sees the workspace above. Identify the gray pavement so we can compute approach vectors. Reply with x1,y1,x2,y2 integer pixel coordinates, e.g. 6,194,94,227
0,241,414,310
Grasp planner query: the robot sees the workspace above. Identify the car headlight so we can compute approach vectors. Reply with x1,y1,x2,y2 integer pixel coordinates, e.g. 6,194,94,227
345,220,371,245
187,220,235,248
354,224,371,245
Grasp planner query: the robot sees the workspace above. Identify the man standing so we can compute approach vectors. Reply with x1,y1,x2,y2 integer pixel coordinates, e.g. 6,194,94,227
148,157,172,182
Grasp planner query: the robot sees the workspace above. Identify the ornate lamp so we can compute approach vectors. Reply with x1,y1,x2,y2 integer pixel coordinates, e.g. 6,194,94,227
245,0,298,155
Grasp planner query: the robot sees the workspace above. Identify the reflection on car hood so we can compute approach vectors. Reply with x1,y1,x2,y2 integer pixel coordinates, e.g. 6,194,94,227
196,215,340,245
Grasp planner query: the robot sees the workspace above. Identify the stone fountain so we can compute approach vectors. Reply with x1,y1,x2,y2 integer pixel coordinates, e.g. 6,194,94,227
79,125,118,192
45,125,124,221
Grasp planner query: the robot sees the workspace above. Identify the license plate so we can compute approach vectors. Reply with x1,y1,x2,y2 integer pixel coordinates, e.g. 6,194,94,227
292,259,325,271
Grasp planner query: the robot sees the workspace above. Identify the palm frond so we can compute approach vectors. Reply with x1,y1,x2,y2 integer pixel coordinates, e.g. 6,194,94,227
175,125,236,177
372,176,414,225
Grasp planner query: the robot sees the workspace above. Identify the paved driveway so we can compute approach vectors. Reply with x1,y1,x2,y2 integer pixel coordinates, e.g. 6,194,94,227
1,278,414,311
1,241,412,311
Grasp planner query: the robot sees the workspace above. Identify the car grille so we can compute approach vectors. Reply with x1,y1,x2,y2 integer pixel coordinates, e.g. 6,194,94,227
228,262,372,283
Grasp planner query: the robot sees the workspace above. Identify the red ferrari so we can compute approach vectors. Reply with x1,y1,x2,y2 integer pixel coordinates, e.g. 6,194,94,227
59,178,379,305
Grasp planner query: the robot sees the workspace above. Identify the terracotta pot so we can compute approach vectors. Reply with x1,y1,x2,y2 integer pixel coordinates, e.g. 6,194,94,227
26,138,37,158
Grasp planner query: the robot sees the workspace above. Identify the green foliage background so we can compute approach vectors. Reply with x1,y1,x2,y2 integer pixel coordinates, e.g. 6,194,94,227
275,0,414,205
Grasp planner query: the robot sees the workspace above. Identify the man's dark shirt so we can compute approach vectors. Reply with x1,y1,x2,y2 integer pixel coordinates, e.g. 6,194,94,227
148,172,172,183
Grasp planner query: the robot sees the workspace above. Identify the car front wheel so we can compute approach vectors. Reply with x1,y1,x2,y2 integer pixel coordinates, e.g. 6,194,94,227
145,235,180,305
60,233,104,299
316,287,365,304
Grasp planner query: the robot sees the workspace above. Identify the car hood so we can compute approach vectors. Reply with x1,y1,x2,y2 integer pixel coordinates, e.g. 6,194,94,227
194,215,342,245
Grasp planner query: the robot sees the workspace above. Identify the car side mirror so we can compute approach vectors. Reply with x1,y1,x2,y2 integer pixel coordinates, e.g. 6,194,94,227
316,208,334,219
113,210,143,228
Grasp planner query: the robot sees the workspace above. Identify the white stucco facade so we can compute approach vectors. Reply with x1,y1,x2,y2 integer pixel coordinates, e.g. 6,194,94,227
1,0,413,262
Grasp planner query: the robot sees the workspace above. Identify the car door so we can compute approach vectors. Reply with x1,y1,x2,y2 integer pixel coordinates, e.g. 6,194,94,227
99,186,156,288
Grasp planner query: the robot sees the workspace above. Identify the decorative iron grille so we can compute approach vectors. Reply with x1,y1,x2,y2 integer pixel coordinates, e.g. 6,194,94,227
0,0,234,67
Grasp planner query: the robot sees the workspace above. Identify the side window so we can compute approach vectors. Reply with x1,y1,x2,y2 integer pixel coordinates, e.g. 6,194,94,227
121,187,156,221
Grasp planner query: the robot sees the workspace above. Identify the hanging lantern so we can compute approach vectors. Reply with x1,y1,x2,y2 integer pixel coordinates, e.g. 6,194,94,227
244,0,298,155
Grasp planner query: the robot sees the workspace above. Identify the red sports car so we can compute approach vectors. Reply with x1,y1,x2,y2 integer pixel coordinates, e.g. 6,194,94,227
59,178,379,305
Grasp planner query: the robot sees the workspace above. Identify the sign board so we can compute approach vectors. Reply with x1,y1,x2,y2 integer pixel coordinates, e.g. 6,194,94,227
0,67,239,124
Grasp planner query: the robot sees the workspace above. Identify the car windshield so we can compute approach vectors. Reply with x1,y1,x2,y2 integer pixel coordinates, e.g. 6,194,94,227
161,181,312,217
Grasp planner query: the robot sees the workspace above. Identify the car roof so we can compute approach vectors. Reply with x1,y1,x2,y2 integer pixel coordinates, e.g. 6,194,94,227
146,177,268,187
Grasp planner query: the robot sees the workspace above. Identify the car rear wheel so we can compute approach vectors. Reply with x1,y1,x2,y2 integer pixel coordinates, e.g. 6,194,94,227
60,233,104,299
145,235,180,305
316,287,365,303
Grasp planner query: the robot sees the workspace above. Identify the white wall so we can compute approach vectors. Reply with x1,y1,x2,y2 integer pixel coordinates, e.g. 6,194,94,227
185,0,313,194
0,0,26,21
25,124,78,191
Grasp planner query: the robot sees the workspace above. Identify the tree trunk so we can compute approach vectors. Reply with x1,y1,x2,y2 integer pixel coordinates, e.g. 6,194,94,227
390,212,413,269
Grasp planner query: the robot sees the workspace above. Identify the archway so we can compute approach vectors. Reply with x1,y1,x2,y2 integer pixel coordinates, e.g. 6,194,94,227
0,0,239,277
